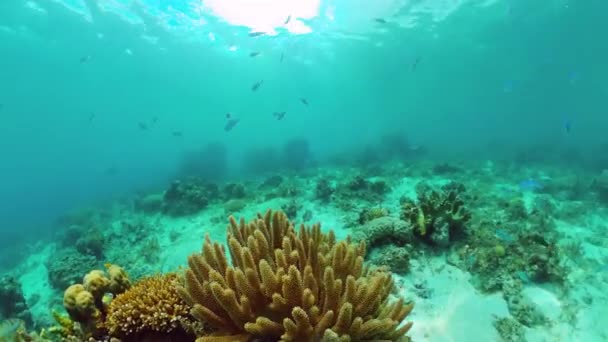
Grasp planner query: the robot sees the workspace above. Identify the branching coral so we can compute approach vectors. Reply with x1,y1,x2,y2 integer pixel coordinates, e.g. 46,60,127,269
177,210,413,342
106,273,199,341
400,182,471,246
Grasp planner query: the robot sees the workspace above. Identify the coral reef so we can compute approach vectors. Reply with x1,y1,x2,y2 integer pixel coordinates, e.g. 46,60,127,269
0,275,33,327
135,193,164,213
593,169,608,202
46,248,99,291
314,178,334,202
456,229,567,292
353,217,414,250
369,246,411,274
334,176,391,209
62,264,130,339
177,210,414,341
400,182,471,246
223,183,246,200
106,273,199,342
224,199,247,215
357,207,389,225
163,178,218,216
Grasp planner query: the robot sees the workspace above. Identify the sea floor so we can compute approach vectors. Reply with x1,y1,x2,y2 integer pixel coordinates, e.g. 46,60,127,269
5,159,608,341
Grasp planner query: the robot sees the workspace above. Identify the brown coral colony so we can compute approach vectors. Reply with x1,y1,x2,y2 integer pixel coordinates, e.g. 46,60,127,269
177,210,414,342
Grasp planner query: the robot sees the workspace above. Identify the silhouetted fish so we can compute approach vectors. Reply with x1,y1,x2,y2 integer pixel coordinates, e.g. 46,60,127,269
226,112,232,119
151,116,158,124
251,80,264,91
284,15,291,25
172,131,183,137
248,31,266,37
374,18,387,24
250,51,261,57
225,118,240,131
104,166,118,176
412,57,421,71
138,122,148,130
80,55,92,63
273,112,286,120
564,118,572,134
300,98,309,106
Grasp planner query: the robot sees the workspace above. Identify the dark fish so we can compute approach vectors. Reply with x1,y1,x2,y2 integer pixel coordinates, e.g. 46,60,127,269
564,119,572,134
273,112,286,120
138,122,148,130
224,118,240,131
172,131,183,137
248,31,266,37
80,55,92,63
412,57,420,71
250,51,261,57
104,166,118,176
300,98,308,106
151,116,158,124
251,80,264,91
226,112,232,119
280,52,284,63
284,15,291,25
374,18,387,24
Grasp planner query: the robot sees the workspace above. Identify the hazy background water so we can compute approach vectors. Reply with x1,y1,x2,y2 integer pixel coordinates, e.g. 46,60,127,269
0,0,606,263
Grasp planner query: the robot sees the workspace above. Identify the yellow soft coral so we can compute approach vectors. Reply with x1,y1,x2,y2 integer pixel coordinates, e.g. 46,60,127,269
177,210,413,342
106,273,197,341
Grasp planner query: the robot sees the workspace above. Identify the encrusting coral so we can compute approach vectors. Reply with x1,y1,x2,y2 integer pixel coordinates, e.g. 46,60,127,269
177,210,413,342
106,273,200,341
62,263,130,338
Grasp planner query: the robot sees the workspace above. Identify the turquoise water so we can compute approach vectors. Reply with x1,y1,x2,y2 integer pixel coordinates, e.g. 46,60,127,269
1,0,608,340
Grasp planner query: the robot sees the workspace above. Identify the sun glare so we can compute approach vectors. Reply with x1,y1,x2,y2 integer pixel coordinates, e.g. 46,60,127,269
201,0,321,35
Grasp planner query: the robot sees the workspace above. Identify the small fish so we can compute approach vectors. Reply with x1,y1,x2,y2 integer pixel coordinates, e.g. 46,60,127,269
273,111,286,120
138,122,148,130
374,18,387,24
564,118,572,134
224,118,240,131
517,271,531,284
495,229,515,242
250,51,261,57
88,113,96,122
280,52,284,63
412,57,421,71
300,98,309,106
80,55,92,63
226,112,232,119
248,31,266,37
284,15,291,25
251,80,264,92
519,179,542,191
151,116,158,124
104,166,118,176
172,131,183,137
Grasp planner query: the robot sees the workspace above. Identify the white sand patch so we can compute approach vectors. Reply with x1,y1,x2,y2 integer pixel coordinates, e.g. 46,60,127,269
399,259,508,341
18,243,58,323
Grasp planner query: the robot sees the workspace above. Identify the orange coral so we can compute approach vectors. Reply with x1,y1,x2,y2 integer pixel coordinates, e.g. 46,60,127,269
178,210,413,342
106,273,198,341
